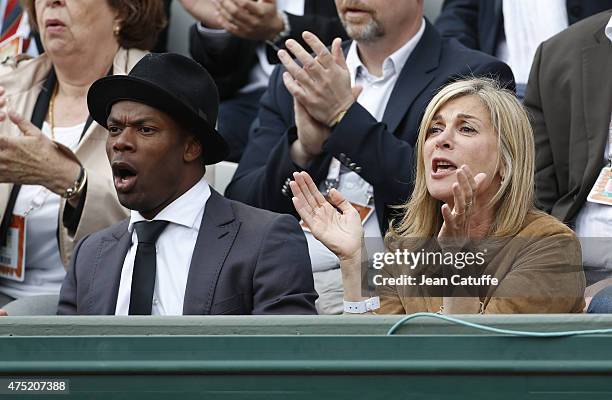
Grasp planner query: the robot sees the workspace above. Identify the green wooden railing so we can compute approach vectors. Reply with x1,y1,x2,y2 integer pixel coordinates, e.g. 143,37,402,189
1,315,612,399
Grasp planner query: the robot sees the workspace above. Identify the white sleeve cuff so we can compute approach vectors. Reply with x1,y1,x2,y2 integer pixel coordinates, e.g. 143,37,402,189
344,297,380,314
197,22,231,37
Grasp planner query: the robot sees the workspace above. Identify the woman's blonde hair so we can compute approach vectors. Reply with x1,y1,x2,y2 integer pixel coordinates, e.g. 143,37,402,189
387,77,539,242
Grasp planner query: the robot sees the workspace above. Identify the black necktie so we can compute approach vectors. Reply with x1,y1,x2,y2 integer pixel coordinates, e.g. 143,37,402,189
129,220,169,315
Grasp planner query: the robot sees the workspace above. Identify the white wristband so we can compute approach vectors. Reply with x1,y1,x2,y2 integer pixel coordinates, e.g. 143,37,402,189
343,297,380,314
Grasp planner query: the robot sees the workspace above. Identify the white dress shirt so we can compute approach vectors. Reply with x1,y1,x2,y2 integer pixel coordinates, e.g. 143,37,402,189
307,19,426,272
115,177,211,315
497,0,568,86
573,15,612,272
0,122,82,299
197,0,305,94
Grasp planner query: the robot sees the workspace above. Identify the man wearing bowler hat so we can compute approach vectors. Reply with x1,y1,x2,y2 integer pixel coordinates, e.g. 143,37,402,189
57,53,317,315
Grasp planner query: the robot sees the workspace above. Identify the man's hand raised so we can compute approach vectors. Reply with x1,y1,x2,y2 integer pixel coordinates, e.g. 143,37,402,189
278,32,362,127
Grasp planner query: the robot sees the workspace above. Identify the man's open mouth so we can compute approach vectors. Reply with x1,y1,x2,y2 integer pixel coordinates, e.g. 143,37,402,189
111,161,138,193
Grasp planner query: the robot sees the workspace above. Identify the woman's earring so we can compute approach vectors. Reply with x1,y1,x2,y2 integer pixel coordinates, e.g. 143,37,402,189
113,25,121,36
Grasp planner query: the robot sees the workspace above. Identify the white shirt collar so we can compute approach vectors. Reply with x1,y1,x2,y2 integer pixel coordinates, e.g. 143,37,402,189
128,176,211,232
346,18,426,82
606,15,612,43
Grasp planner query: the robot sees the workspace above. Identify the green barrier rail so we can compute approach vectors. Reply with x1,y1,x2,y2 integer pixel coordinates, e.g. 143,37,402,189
1,315,612,399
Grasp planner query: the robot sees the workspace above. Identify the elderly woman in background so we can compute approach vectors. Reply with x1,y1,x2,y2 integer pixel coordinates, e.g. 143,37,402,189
0,0,166,309
291,78,585,315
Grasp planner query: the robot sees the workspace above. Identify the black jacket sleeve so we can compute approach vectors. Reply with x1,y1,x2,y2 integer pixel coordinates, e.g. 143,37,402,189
434,0,481,49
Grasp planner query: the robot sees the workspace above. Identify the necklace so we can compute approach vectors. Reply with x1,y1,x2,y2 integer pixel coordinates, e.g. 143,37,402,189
47,83,59,141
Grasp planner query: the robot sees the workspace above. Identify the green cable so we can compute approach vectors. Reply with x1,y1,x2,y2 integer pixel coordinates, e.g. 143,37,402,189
386,312,612,336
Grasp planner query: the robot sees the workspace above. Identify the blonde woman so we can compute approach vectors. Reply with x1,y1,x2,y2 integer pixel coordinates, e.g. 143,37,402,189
290,78,585,314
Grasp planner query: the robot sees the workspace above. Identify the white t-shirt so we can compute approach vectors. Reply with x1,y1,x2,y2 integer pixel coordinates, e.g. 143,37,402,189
497,0,568,85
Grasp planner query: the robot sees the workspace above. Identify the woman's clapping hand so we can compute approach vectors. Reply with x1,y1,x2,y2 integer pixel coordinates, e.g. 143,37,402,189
290,171,363,261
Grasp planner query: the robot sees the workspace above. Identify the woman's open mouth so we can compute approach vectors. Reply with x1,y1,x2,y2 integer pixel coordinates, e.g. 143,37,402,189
431,158,458,179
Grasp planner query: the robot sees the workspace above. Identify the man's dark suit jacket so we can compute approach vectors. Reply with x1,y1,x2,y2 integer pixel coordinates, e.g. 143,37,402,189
57,190,318,315
225,20,515,235
435,0,612,55
524,10,612,225
189,0,347,100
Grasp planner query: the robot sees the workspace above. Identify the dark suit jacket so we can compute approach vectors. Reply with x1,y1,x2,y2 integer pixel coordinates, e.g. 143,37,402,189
152,0,173,53
524,10,612,225
57,190,318,315
225,21,515,234
435,0,612,55
189,0,347,100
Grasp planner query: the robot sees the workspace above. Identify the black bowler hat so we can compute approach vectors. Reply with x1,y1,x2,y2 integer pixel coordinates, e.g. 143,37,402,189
87,53,229,164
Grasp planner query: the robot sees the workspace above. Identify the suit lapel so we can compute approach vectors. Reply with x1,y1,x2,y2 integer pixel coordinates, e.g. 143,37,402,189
381,21,440,134
581,26,612,189
87,221,131,315
182,190,240,315
493,0,503,20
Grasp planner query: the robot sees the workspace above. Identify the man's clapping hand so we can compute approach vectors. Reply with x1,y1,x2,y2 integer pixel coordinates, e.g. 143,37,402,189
278,32,362,127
